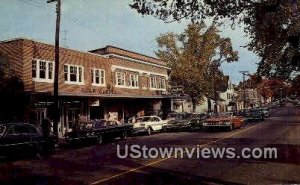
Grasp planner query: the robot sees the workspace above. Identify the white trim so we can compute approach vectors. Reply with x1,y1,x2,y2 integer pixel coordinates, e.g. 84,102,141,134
149,88,167,92
32,59,54,83
115,71,126,87
32,78,54,83
104,54,171,70
64,81,85,86
115,85,139,89
129,73,139,88
64,64,85,85
149,76,167,91
111,65,169,79
91,68,106,87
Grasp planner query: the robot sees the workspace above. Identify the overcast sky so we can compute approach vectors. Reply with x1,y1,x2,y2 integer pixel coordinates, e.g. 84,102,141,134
0,0,259,84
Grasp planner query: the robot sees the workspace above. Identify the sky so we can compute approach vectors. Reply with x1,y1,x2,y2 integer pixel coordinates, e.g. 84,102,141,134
0,0,259,84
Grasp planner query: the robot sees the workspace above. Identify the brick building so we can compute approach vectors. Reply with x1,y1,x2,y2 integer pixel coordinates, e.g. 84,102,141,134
0,38,171,136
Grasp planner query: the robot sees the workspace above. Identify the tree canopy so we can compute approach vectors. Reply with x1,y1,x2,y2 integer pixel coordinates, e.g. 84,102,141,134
0,54,24,122
156,22,238,112
130,0,300,80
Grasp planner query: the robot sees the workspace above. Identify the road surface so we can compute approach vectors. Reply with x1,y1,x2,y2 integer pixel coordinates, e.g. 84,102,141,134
0,103,299,185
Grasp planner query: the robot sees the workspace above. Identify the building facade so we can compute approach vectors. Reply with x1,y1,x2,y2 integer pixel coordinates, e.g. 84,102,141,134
0,38,171,137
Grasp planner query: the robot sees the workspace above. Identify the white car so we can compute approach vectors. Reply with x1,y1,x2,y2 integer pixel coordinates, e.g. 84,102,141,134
133,116,168,135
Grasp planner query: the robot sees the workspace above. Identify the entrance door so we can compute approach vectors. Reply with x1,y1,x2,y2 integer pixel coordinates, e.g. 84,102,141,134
29,109,47,126
68,108,79,129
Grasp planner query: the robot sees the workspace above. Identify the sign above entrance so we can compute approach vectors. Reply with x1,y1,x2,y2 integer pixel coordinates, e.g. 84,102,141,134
90,99,100,107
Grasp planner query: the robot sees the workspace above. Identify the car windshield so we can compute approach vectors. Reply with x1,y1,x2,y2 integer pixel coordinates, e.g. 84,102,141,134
136,117,153,122
0,125,6,136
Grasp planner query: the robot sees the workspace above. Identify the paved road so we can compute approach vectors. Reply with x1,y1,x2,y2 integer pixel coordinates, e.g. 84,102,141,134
1,103,300,185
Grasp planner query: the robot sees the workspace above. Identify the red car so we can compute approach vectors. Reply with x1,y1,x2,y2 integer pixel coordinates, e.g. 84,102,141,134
202,113,245,131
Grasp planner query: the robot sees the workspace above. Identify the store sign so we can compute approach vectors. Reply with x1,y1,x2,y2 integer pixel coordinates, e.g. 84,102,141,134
90,99,100,106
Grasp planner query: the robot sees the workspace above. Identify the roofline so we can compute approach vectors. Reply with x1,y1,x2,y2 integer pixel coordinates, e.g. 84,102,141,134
90,45,161,61
0,37,109,59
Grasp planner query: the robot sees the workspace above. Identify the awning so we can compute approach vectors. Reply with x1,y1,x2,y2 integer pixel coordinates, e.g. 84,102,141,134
58,92,171,99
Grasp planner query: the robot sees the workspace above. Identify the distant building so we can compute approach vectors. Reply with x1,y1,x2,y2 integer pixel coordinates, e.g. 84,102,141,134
0,38,171,137
236,88,260,109
219,80,237,112
170,80,238,113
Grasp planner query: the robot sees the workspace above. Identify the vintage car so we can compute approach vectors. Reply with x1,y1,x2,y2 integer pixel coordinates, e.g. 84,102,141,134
65,120,133,145
202,114,245,131
132,116,168,135
258,107,270,117
163,113,207,132
248,109,265,122
0,123,57,157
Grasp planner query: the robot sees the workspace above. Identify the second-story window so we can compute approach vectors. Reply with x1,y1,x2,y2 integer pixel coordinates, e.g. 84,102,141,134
160,78,166,89
64,64,84,84
32,60,37,78
91,68,105,86
150,77,157,89
115,72,125,86
32,59,54,83
129,73,139,88
150,76,166,90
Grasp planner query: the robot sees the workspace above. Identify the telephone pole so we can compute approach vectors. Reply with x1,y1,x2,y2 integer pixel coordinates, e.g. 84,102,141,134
239,71,249,109
47,0,61,137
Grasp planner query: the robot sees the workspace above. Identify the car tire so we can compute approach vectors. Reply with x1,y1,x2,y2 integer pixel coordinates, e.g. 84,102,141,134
97,135,103,144
147,127,152,135
121,131,128,140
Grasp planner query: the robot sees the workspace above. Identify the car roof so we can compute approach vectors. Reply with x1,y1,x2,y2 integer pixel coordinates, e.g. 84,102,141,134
0,123,32,127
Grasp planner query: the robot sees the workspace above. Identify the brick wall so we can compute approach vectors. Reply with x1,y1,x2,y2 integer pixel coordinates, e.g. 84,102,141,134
0,38,169,97
90,45,166,66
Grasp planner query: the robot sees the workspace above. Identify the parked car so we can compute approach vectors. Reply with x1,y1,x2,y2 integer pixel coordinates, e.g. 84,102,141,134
65,120,132,145
163,113,207,132
258,107,270,117
202,114,245,131
163,113,191,132
248,109,265,122
0,123,57,157
133,116,168,135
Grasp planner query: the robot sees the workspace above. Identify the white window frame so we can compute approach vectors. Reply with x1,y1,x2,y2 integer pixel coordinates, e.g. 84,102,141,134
150,76,166,91
91,68,106,87
32,59,54,83
129,73,139,89
115,72,126,87
64,64,84,85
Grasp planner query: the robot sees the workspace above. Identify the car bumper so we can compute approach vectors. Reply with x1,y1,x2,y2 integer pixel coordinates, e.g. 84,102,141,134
132,127,148,134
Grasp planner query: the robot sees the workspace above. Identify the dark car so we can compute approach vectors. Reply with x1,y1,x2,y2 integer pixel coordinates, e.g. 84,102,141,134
163,113,190,131
248,109,265,122
163,113,207,132
65,120,133,145
0,123,57,157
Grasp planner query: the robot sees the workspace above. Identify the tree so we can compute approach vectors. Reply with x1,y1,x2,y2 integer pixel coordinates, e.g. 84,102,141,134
130,0,300,80
0,54,25,122
156,22,238,112
290,75,300,97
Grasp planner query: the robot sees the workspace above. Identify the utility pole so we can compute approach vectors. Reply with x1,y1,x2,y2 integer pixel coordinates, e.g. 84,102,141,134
239,71,249,109
47,0,61,137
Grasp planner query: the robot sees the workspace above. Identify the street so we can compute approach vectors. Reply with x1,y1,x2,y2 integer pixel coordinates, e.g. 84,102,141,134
1,103,300,185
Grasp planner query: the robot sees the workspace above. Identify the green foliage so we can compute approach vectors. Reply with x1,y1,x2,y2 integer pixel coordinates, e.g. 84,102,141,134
156,22,238,112
130,0,300,80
